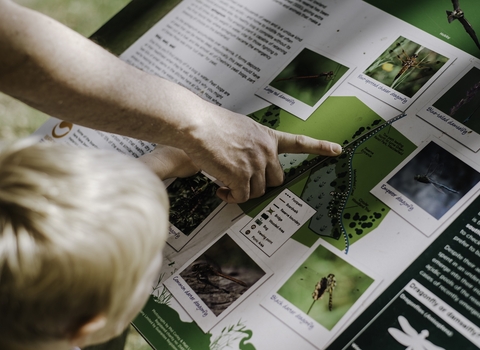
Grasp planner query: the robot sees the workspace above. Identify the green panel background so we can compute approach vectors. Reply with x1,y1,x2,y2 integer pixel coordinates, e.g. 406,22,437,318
365,0,480,58
134,297,211,350
328,193,480,349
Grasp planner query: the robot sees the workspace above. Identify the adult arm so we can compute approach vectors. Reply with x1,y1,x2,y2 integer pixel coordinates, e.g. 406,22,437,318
0,0,342,202
139,145,199,180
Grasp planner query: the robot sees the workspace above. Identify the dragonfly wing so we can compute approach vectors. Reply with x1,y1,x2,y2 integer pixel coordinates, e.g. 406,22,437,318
388,328,413,346
297,266,323,289
424,339,445,350
398,316,420,337
431,181,459,194
425,153,441,177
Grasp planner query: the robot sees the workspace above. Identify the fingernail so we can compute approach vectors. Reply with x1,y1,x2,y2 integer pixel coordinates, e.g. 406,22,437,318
331,143,343,155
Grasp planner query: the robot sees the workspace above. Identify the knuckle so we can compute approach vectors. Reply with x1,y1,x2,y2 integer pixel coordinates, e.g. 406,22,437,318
268,177,284,188
294,134,305,147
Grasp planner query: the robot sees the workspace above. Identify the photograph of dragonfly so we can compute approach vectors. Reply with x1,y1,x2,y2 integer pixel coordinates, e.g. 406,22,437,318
364,0,480,58
307,273,336,315
277,244,374,330
268,48,349,107
364,36,449,98
433,66,480,132
387,141,480,219
179,234,266,316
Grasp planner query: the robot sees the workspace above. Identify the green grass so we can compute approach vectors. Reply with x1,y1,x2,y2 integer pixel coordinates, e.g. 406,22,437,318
0,0,131,141
1,1,152,349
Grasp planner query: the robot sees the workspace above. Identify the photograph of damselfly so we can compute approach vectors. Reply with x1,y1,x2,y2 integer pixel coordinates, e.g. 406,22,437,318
268,48,349,107
276,244,374,330
386,140,480,220
256,47,352,120
364,36,449,98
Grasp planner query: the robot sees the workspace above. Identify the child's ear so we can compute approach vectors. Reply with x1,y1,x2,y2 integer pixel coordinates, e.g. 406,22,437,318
69,314,107,345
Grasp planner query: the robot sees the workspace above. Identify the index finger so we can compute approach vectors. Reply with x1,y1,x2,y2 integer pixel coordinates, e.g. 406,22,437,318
276,131,342,156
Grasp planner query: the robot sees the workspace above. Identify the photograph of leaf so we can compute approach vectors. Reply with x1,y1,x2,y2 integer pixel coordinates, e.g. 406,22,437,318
277,245,374,330
269,48,349,106
364,36,448,98
168,173,223,236
433,66,480,132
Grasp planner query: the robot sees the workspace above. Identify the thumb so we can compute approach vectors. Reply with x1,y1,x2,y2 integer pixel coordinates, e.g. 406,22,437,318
276,131,343,156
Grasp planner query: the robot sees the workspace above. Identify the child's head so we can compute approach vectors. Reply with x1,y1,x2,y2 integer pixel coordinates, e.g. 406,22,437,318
0,140,169,348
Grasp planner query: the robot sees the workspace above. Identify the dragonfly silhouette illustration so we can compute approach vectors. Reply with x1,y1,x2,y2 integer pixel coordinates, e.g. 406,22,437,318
388,316,445,350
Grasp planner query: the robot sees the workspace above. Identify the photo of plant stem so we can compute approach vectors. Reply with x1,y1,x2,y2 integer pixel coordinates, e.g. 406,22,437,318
180,234,266,316
433,67,480,132
168,173,223,236
277,245,374,330
364,36,448,97
269,48,348,106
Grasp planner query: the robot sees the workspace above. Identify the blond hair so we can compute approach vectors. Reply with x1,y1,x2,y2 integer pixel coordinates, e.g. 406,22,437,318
0,139,169,344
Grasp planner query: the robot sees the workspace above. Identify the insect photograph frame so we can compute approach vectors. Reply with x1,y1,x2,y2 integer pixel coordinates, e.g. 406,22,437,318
365,36,448,97
261,241,380,349
417,64,480,152
164,231,272,332
350,33,454,111
276,244,374,330
371,136,480,236
256,46,353,120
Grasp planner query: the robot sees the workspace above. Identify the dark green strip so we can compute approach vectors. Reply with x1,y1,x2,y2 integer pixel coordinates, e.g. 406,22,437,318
90,0,183,55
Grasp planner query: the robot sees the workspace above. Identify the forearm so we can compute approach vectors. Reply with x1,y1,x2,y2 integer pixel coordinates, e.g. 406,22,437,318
0,0,343,203
0,0,204,147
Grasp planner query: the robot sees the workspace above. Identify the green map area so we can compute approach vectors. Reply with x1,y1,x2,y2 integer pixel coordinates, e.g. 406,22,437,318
242,96,416,251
